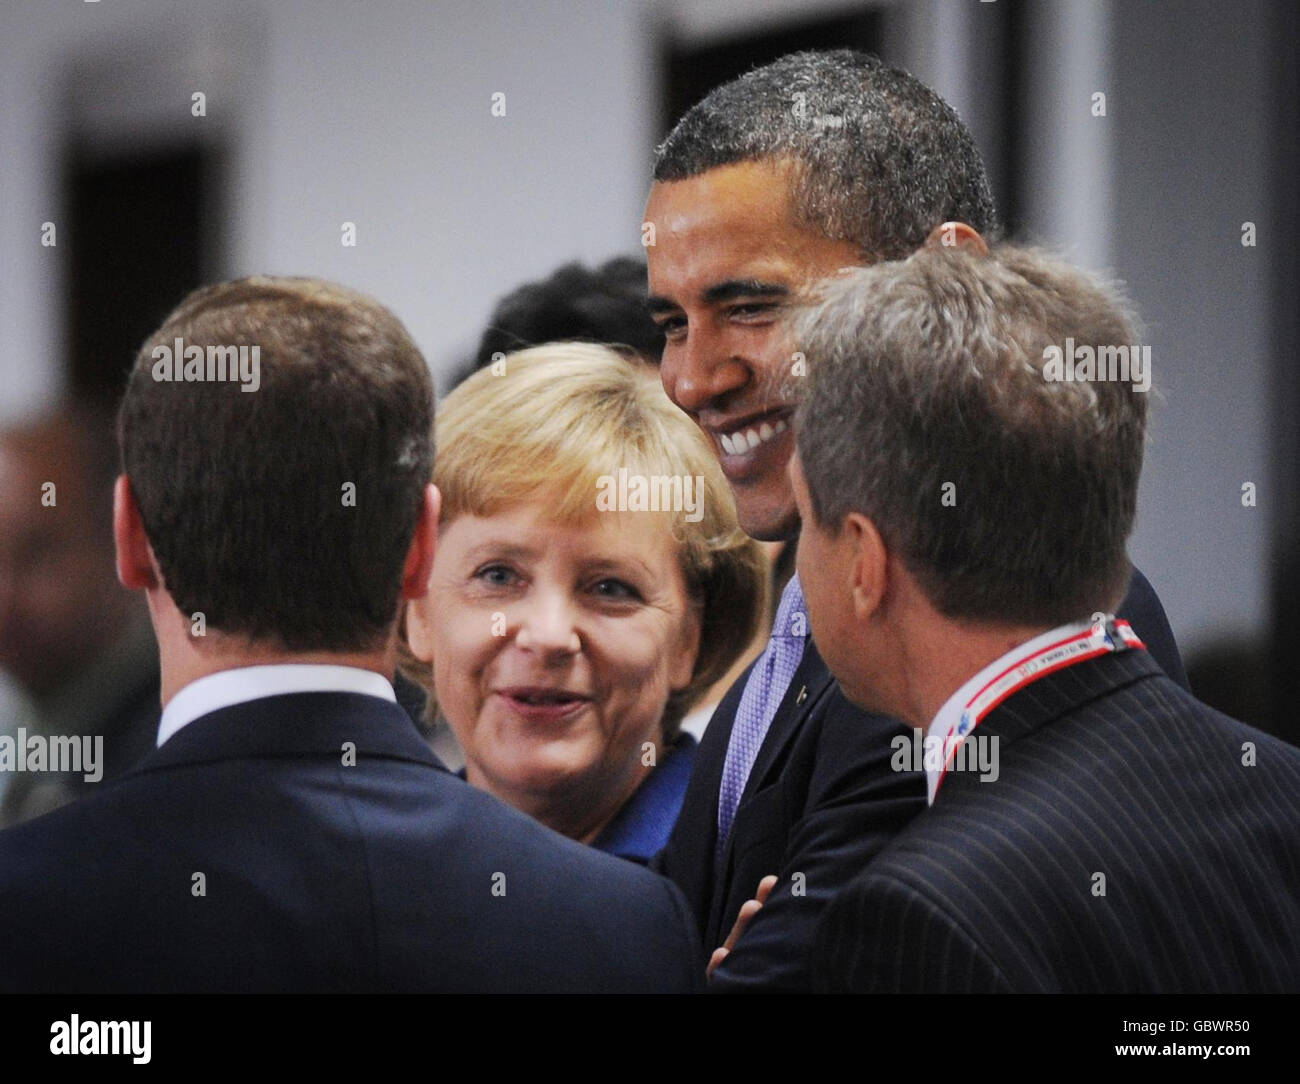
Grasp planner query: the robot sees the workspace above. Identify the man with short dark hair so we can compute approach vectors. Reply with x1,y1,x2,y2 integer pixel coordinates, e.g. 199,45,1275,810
0,276,701,993
793,246,1300,993
644,49,1187,990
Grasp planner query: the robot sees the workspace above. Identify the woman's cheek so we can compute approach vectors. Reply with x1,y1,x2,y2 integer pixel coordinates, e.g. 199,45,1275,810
595,618,673,717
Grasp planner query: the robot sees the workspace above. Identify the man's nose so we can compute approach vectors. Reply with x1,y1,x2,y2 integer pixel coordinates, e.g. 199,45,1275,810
661,324,746,415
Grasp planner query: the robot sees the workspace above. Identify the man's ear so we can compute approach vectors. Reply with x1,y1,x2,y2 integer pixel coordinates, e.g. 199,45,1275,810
405,594,434,664
843,511,889,621
400,484,439,602
924,221,989,256
113,475,159,590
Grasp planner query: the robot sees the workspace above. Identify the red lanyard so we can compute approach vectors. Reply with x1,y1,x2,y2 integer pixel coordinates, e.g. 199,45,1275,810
935,617,1146,796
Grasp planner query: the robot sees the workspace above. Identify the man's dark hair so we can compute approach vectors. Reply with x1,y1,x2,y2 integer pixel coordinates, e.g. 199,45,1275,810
654,49,997,260
118,277,434,651
467,256,664,377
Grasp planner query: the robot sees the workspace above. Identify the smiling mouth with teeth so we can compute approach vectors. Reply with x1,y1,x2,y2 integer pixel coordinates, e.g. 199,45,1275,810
718,416,789,456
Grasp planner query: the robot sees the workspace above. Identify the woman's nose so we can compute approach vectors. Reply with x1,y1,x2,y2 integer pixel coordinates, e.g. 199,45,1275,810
513,590,581,656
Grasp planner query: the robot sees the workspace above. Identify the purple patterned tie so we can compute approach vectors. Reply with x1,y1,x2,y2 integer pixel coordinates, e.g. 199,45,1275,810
716,573,808,861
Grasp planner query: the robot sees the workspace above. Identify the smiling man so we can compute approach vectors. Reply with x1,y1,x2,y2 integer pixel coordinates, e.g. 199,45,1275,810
643,49,1189,990
647,156,863,541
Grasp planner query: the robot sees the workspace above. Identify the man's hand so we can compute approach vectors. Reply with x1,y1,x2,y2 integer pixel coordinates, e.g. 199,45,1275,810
707,875,779,980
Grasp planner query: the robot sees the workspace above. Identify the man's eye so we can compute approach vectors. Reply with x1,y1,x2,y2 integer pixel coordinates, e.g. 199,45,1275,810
731,303,776,319
656,315,686,337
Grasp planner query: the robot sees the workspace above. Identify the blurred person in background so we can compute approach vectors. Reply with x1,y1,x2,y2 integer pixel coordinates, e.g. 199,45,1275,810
404,343,766,863
0,404,159,826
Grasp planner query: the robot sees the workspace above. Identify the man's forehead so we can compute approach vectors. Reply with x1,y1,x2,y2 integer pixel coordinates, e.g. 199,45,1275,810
646,165,796,245
645,232,858,309
645,166,862,298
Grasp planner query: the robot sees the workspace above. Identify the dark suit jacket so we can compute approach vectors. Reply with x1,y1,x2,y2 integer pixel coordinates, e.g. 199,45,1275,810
656,640,926,992
0,691,702,993
655,566,1188,991
1121,566,1188,688
813,649,1300,993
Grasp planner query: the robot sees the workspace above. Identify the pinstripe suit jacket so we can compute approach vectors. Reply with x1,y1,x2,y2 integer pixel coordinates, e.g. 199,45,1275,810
813,649,1300,993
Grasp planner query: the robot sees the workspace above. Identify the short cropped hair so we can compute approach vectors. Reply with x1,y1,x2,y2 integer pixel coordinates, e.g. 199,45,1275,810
409,343,766,737
793,246,1148,626
118,276,434,651
654,49,996,260
470,257,664,372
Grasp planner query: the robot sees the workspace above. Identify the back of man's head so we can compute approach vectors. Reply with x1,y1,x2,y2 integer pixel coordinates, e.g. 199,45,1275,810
653,49,996,259
118,277,434,652
794,246,1148,627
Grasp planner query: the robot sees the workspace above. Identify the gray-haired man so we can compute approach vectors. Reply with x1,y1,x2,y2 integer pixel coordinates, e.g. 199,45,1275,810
792,245,1300,992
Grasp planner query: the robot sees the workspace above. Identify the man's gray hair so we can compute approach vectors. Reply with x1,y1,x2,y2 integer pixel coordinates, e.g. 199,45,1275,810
653,49,996,260
793,245,1149,626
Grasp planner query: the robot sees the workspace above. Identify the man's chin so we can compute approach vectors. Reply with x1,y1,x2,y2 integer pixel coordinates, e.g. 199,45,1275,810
736,496,801,542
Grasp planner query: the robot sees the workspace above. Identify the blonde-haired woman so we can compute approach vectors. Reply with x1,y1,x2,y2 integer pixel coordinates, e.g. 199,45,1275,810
405,343,765,862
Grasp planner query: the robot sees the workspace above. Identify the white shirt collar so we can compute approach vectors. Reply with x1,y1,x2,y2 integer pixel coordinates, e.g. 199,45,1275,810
157,664,396,748
923,619,1093,804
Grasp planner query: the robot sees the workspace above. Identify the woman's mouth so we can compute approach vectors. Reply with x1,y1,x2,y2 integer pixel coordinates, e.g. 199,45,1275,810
496,687,592,722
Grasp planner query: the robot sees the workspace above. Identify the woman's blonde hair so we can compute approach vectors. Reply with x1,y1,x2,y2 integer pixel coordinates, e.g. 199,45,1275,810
400,342,766,738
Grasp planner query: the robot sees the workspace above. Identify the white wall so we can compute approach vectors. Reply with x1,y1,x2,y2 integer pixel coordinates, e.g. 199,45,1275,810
900,0,1272,658
1108,0,1272,655
0,0,657,406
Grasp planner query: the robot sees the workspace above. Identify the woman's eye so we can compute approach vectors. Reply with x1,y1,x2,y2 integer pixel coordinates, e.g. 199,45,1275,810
592,578,641,602
474,564,519,588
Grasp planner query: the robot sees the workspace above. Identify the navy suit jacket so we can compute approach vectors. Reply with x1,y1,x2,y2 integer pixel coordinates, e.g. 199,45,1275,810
0,691,702,993
656,566,1188,991
656,640,926,992
813,649,1300,993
